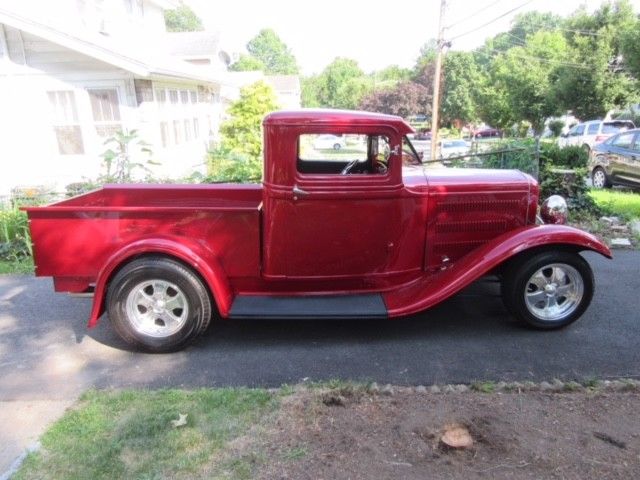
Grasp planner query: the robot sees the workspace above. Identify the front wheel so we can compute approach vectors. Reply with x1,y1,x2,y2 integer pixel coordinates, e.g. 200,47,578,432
501,251,594,329
592,167,611,189
106,257,212,352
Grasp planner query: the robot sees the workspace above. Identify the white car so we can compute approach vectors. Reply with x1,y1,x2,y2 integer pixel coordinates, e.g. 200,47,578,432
558,120,635,151
440,139,470,158
313,134,346,150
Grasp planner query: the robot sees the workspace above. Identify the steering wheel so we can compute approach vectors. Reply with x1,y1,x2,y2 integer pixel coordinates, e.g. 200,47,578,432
341,159,360,175
374,159,388,174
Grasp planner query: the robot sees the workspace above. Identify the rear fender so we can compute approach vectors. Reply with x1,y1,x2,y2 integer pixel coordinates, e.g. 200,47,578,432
87,237,232,328
384,225,611,317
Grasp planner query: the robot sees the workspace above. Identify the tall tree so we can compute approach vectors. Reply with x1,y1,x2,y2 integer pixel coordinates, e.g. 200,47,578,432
229,54,265,72
490,31,568,133
555,0,639,119
220,81,280,161
164,4,204,32
312,58,372,109
232,29,299,75
359,82,430,117
440,51,482,125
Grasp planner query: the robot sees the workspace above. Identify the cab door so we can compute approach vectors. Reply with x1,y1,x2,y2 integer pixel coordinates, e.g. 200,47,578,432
263,130,405,280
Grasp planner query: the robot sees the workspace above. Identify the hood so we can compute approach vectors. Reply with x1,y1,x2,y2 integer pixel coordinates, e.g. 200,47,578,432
424,168,534,194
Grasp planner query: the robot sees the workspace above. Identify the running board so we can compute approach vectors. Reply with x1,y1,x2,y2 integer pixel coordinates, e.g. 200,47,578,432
229,294,388,319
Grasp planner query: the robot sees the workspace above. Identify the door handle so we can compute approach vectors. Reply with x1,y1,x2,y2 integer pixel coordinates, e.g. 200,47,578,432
292,185,309,200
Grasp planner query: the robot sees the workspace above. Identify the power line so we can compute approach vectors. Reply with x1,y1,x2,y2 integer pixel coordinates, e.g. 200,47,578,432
481,47,596,70
447,0,534,41
445,0,504,29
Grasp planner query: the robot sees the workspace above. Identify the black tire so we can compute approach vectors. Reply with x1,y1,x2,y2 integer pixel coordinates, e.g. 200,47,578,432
501,250,594,330
591,166,611,189
106,257,212,352
333,143,341,150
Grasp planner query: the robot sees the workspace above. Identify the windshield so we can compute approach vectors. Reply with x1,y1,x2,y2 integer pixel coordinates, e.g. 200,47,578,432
603,121,635,134
402,136,423,166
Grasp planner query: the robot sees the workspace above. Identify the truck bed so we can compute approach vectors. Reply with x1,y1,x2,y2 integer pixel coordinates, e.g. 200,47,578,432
25,184,263,292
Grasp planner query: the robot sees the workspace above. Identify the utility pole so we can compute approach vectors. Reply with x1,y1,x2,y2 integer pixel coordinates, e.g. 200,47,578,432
430,0,447,162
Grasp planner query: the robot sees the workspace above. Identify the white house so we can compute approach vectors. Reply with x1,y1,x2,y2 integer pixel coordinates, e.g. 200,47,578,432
0,0,230,195
225,71,301,111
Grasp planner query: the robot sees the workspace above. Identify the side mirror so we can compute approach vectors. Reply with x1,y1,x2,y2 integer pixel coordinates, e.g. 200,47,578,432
560,133,568,138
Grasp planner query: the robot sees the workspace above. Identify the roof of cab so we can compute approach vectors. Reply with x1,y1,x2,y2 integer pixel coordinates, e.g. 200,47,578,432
263,109,415,135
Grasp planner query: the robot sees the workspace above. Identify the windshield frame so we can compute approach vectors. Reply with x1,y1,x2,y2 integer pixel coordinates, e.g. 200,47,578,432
403,135,423,165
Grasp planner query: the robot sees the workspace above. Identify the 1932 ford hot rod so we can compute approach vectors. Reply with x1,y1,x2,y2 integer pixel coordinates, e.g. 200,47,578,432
25,110,612,352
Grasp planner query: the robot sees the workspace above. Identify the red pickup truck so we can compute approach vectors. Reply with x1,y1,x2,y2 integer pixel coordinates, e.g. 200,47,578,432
26,110,611,352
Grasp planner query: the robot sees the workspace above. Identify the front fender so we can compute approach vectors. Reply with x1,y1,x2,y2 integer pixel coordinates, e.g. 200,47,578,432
384,224,611,317
87,236,233,328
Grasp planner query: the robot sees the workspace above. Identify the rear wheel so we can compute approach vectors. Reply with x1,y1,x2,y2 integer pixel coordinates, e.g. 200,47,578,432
333,143,342,150
501,251,594,329
106,257,212,352
592,167,611,189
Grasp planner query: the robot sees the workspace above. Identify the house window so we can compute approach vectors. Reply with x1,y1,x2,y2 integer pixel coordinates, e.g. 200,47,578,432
193,118,199,138
184,119,192,141
154,87,199,147
47,91,84,155
88,88,122,138
173,120,182,144
160,121,169,148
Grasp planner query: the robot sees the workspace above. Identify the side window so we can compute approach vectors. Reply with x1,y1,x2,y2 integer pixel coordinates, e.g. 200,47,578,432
632,134,640,152
612,132,635,149
587,123,599,135
574,124,585,136
298,134,390,175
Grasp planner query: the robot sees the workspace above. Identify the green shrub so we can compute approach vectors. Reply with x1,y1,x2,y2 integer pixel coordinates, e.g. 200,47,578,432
540,144,588,169
65,181,100,197
547,120,565,137
205,146,262,183
0,205,31,262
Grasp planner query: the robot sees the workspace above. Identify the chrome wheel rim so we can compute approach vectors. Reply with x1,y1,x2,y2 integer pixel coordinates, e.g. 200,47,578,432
125,280,189,337
593,170,605,188
524,263,584,322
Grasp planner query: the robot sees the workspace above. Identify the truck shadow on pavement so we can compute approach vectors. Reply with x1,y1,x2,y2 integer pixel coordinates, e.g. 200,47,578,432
87,279,527,352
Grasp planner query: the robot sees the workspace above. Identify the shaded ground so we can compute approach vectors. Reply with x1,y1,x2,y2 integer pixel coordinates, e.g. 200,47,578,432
257,388,640,480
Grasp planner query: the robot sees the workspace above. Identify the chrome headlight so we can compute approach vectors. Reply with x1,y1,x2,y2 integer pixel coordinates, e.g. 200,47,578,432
540,195,568,225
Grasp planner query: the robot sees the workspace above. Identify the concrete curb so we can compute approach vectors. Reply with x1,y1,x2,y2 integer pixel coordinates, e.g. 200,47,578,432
0,442,40,480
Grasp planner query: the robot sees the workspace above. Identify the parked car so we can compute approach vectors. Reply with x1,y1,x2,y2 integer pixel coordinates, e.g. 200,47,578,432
472,127,501,138
440,139,470,159
25,110,611,352
589,128,640,188
313,134,346,150
559,120,635,152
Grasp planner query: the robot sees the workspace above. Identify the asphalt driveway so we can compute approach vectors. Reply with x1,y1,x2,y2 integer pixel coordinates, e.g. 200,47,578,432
1,250,638,398
1,250,639,473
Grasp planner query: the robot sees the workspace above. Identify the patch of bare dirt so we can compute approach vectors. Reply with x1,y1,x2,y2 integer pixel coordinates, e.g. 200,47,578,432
255,388,640,480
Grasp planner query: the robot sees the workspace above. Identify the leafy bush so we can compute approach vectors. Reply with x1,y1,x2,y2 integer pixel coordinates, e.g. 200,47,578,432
205,146,262,183
65,181,100,197
100,129,156,183
538,144,599,215
547,120,565,137
0,205,31,262
540,144,587,169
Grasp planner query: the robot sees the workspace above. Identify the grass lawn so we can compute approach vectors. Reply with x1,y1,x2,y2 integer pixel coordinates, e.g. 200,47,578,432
589,189,640,218
0,257,33,274
14,388,278,480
